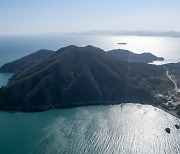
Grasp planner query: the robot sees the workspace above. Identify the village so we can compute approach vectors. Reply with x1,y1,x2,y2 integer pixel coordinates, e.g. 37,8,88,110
157,92,180,113
157,71,180,118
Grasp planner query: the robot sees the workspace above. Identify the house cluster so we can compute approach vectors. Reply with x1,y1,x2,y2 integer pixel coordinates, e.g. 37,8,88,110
157,92,180,109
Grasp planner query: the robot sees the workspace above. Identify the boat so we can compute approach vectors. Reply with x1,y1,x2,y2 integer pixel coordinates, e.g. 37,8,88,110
165,128,171,133
175,124,180,129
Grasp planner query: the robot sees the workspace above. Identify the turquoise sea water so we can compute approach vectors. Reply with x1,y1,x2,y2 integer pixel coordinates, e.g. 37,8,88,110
0,104,180,154
0,35,180,153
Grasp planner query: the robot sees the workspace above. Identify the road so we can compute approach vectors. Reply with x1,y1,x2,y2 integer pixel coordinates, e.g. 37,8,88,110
167,70,180,93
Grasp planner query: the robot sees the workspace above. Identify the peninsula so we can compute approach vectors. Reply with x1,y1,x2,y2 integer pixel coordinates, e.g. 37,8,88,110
107,49,164,63
0,45,179,112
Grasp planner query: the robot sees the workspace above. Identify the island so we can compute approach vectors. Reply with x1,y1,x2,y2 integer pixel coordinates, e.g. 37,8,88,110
0,45,179,113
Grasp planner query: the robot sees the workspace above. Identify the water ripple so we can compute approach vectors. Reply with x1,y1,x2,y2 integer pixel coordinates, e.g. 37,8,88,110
30,104,180,154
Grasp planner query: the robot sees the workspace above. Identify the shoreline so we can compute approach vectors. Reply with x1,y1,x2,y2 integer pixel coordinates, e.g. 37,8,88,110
0,101,179,121
157,105,180,120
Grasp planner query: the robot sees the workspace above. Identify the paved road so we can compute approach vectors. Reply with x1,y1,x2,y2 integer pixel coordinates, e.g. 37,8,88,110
167,70,180,92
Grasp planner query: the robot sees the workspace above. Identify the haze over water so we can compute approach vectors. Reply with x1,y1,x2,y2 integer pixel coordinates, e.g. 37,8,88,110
0,35,180,66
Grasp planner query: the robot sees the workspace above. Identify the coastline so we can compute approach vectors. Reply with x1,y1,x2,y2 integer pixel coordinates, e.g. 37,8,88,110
157,105,180,120
0,100,157,113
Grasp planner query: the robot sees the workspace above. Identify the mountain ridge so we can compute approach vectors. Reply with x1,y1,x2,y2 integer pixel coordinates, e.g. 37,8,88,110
107,49,164,63
0,49,54,73
0,46,164,74
0,45,171,112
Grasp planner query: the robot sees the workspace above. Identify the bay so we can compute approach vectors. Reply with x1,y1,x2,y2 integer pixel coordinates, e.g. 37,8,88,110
0,104,180,153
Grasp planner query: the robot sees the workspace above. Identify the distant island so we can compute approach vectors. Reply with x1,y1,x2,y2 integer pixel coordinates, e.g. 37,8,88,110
64,30,180,38
118,43,127,45
0,45,179,112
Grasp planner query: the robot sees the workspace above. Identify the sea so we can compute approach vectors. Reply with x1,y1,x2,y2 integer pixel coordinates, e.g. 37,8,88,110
0,35,180,153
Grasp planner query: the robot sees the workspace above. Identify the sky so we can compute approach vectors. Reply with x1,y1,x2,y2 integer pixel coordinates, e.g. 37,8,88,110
0,0,180,35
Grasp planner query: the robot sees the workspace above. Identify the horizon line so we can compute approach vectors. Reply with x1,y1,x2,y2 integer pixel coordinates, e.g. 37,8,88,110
0,30,180,38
